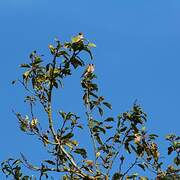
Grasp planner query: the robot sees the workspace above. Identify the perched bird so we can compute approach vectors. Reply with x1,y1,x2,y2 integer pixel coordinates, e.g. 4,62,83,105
78,32,84,41
72,32,84,43
81,64,95,77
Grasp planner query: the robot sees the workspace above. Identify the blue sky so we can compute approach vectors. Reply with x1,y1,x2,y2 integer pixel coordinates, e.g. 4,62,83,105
0,0,180,178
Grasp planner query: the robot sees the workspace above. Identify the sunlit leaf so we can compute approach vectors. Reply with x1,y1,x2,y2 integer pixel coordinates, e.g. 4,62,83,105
139,177,148,180
88,43,96,48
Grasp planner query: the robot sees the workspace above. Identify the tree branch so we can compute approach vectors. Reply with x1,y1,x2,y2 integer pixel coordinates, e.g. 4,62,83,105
86,89,99,171
122,157,138,178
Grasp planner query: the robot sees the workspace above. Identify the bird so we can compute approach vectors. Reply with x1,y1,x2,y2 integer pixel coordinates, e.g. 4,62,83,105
77,32,84,41
81,64,95,78
72,32,84,43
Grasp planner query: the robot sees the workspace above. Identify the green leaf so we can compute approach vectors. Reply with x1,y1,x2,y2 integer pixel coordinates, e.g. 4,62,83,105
70,57,84,68
125,143,131,153
149,134,158,138
165,134,175,140
59,111,66,119
56,50,68,57
98,107,103,116
106,136,114,142
33,57,42,64
88,43,96,48
117,119,121,128
12,159,21,166
131,123,139,133
44,160,56,165
90,83,98,91
93,126,106,134
19,120,29,132
46,63,52,72
137,145,144,156
104,117,114,122
120,126,127,132
82,165,93,173
22,176,30,180
137,163,145,171
174,156,180,166
168,146,173,155
89,92,98,98
139,177,148,180
112,172,122,180
62,133,74,140
48,44,56,54
103,102,112,109
11,80,16,85
105,126,113,129
117,114,122,120
77,125,83,129
141,126,146,132
23,71,30,81
20,64,31,68
126,173,138,179
95,134,103,145
83,46,93,59
74,148,87,159
130,144,137,154
89,102,95,110
126,135,134,142
53,81,58,88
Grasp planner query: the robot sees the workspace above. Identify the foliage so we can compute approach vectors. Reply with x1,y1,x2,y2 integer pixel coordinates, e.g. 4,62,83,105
1,33,179,179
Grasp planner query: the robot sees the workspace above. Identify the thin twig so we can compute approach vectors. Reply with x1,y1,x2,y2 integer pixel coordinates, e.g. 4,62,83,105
119,157,124,174
47,52,57,140
106,128,131,176
86,89,99,171
121,157,138,178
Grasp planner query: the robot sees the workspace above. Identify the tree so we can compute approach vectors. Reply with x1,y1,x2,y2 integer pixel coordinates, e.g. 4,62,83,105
1,33,179,179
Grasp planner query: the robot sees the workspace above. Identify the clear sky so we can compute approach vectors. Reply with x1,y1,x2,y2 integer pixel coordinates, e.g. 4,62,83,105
0,0,180,178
